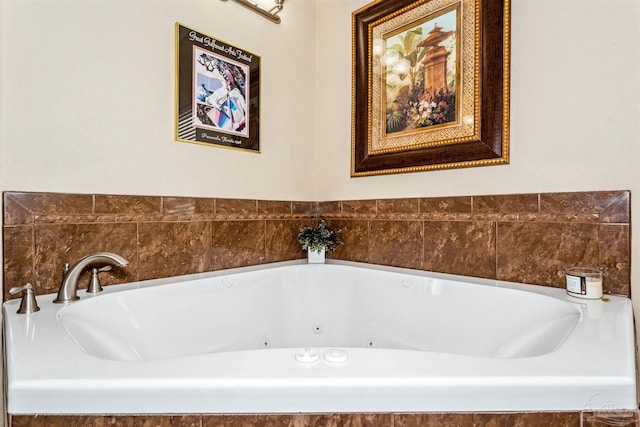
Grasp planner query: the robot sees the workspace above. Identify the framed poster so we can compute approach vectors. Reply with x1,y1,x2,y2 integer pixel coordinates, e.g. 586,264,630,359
351,0,510,176
175,23,260,152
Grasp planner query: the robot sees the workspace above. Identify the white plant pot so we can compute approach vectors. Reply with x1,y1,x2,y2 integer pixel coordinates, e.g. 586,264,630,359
307,249,326,264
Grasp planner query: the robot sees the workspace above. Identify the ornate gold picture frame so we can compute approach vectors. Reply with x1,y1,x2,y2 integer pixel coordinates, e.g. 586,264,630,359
351,0,510,176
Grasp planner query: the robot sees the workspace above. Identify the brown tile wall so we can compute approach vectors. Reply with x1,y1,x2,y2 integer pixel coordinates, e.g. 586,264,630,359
1,190,635,423
2,190,631,300
8,411,640,426
325,190,631,296
2,192,315,299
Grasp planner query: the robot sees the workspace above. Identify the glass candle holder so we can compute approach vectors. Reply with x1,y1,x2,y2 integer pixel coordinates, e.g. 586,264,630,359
566,267,603,299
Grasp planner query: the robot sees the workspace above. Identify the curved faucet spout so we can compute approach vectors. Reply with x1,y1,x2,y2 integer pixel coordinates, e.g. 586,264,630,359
53,252,129,303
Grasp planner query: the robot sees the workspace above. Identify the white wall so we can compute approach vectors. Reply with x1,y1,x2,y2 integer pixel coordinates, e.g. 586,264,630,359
0,0,317,200
316,0,640,306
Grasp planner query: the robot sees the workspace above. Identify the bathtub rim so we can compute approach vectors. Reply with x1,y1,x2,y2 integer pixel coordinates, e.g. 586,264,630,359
4,258,618,302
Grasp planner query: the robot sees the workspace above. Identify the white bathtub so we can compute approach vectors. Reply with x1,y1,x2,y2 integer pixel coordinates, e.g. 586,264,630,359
4,261,636,414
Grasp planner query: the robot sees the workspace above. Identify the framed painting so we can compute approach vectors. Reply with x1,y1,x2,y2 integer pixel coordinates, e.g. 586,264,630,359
351,0,510,176
175,23,260,152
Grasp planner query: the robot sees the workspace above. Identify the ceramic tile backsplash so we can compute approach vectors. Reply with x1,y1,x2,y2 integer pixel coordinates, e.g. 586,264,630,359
3,226,34,291
540,191,631,223
3,196,34,226
341,199,377,216
7,192,93,217
583,411,640,427
215,198,257,216
257,200,292,215
162,197,215,215
473,193,539,214
213,220,266,269
137,221,212,280
2,192,304,299
95,195,161,215
599,224,632,296
265,219,308,263
327,190,631,296
472,412,583,426
326,219,369,263
292,201,320,215
419,196,471,214
32,222,138,294
423,220,496,279
377,198,420,217
3,190,632,300
368,220,423,269
496,222,600,287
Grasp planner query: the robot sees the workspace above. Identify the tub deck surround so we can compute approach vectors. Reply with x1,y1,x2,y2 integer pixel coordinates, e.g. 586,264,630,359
4,262,636,415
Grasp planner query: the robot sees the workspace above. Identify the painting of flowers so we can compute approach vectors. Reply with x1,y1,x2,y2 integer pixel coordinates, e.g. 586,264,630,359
352,0,509,176
383,6,458,136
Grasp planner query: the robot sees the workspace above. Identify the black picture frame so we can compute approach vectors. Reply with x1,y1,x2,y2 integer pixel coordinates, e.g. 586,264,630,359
175,23,261,152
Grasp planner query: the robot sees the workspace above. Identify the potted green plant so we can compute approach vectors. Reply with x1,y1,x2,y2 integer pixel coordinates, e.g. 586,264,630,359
298,220,343,263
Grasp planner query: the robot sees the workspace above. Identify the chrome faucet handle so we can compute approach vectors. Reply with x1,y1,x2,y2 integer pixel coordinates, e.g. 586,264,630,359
87,265,112,293
8,283,41,314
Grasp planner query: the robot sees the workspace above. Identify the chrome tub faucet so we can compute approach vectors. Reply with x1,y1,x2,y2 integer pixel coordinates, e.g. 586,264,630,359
53,252,129,303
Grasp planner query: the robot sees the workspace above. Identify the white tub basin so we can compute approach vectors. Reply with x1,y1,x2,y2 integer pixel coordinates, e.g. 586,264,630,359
57,263,580,361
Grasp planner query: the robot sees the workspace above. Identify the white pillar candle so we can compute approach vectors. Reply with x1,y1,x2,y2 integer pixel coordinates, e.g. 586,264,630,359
566,268,603,299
